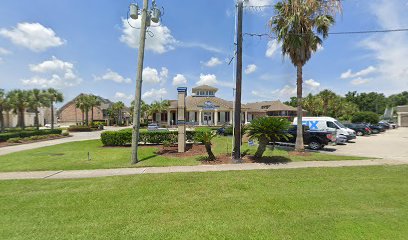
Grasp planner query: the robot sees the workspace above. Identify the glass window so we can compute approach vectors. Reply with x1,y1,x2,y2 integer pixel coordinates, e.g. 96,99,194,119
327,121,338,129
334,121,346,128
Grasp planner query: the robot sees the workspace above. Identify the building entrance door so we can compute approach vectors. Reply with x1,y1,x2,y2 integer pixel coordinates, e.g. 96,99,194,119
203,112,213,125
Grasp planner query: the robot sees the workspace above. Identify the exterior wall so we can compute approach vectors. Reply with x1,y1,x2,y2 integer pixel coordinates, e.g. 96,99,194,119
58,103,105,123
398,113,408,127
1,107,52,128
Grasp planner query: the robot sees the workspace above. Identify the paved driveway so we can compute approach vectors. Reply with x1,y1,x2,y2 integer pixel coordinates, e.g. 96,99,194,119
324,127,408,162
0,126,131,156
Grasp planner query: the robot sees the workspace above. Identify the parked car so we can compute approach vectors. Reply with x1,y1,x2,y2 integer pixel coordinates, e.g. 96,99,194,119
147,123,159,131
378,121,391,130
336,134,348,144
361,123,385,134
45,123,60,128
294,117,356,141
278,125,336,150
344,123,371,136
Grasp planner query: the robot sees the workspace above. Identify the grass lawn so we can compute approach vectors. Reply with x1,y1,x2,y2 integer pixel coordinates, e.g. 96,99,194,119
0,136,368,172
0,166,407,239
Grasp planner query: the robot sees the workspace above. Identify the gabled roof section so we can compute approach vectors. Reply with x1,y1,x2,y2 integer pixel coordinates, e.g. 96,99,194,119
57,94,113,113
192,85,218,92
245,100,298,112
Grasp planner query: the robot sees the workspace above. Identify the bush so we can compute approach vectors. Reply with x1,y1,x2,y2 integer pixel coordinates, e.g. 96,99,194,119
7,137,22,143
101,129,197,146
351,111,380,124
67,126,92,132
0,129,62,142
62,132,70,136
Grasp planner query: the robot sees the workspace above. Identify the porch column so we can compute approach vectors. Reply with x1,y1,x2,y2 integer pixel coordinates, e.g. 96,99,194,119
229,110,233,124
199,110,202,126
167,110,171,127
245,111,248,123
214,109,218,126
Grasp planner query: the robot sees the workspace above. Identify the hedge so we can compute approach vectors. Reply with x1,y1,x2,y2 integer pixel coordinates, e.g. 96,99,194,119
67,126,92,132
351,111,380,124
0,129,62,142
101,129,197,146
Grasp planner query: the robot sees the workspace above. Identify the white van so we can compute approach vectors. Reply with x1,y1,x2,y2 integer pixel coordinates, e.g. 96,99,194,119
293,117,356,141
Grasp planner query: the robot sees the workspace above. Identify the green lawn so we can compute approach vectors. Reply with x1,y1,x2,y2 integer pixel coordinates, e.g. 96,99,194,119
0,136,368,172
0,166,407,239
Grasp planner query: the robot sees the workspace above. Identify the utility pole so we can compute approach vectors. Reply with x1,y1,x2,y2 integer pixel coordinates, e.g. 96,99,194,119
131,0,149,164
233,0,243,162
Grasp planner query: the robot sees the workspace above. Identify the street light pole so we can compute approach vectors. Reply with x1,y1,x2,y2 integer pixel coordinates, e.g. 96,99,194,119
131,0,149,164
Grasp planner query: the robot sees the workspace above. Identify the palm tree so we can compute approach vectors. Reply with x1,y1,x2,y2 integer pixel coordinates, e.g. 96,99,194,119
195,130,217,161
75,95,87,125
270,0,340,151
111,101,125,125
246,117,292,159
88,95,101,125
150,100,170,124
131,100,150,124
0,89,8,132
7,90,30,129
28,89,48,130
317,89,337,116
45,88,63,129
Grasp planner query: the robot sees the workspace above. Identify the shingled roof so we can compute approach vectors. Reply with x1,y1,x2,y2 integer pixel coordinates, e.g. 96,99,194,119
396,105,408,113
244,101,298,112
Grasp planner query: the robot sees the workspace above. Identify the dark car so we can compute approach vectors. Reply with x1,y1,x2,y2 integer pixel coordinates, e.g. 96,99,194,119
279,125,336,150
344,123,371,136
360,123,385,134
378,122,391,130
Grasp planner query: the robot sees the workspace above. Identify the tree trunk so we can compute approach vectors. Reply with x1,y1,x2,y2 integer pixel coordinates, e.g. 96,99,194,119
91,107,94,125
295,63,305,151
205,143,216,161
0,106,4,133
81,110,84,125
19,108,25,130
51,101,55,130
254,137,268,159
35,108,39,130
85,108,89,126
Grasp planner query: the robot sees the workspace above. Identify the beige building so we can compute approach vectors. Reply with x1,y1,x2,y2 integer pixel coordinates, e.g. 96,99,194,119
396,105,408,127
1,107,52,128
152,85,301,127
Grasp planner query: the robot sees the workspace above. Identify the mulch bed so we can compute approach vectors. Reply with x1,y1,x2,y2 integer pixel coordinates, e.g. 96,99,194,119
156,144,207,158
0,135,71,148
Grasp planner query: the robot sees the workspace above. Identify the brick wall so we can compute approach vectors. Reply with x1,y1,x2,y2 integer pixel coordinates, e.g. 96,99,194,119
58,103,105,123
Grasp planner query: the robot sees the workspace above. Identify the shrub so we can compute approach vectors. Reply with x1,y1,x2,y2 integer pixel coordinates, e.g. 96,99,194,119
195,131,217,161
28,135,48,141
7,137,22,143
101,129,197,146
62,132,70,136
67,126,92,132
351,111,380,124
0,129,62,142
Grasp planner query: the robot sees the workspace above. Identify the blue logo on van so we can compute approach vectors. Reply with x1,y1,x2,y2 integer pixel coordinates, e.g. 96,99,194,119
302,121,319,130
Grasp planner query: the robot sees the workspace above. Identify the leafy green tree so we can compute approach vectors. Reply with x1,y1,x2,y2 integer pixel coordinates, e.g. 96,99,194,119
7,90,31,129
317,89,337,116
246,117,292,159
0,89,9,132
351,111,379,124
388,91,408,107
150,100,170,123
44,88,63,129
131,100,150,123
270,0,340,151
110,101,125,125
195,130,217,161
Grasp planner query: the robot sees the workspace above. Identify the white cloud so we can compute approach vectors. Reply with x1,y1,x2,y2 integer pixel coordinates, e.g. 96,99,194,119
142,88,168,101
202,57,222,67
120,18,176,54
305,79,321,89
0,22,65,52
265,40,280,58
94,69,131,84
245,64,257,74
245,0,274,7
172,74,188,86
351,77,371,86
143,67,168,84
340,66,377,79
22,56,81,88
177,42,224,54
115,92,134,100
196,74,218,86
0,47,11,55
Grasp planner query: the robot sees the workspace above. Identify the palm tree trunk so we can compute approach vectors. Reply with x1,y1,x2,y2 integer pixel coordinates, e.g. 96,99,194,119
254,138,268,159
35,108,39,130
85,108,89,126
295,64,305,151
0,106,4,133
81,110,84,125
19,108,25,130
205,143,216,161
51,101,55,130
91,107,94,125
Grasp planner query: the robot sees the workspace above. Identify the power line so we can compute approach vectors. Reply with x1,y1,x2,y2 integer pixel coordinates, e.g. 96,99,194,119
243,28,408,39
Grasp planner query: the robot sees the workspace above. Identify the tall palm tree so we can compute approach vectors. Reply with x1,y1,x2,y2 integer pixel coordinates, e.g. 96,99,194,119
270,0,340,151
317,89,337,116
150,100,170,124
75,95,86,125
7,90,30,129
0,89,8,132
28,89,48,130
111,101,125,125
131,100,150,123
75,94,92,126
88,95,101,124
45,88,63,129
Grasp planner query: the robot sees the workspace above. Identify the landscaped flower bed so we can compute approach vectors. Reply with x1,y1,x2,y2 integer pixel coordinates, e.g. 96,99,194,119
0,129,63,142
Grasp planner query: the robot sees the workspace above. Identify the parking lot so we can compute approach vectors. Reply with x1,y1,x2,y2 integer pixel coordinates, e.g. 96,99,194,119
324,127,408,161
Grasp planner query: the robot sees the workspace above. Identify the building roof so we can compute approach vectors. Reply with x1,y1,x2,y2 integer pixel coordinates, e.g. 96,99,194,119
57,94,113,114
244,101,299,112
192,85,219,92
396,105,408,113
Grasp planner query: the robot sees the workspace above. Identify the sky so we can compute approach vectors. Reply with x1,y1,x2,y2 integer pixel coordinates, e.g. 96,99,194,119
1,0,408,107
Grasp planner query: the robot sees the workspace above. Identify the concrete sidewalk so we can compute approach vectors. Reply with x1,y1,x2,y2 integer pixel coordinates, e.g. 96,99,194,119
0,158,406,181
